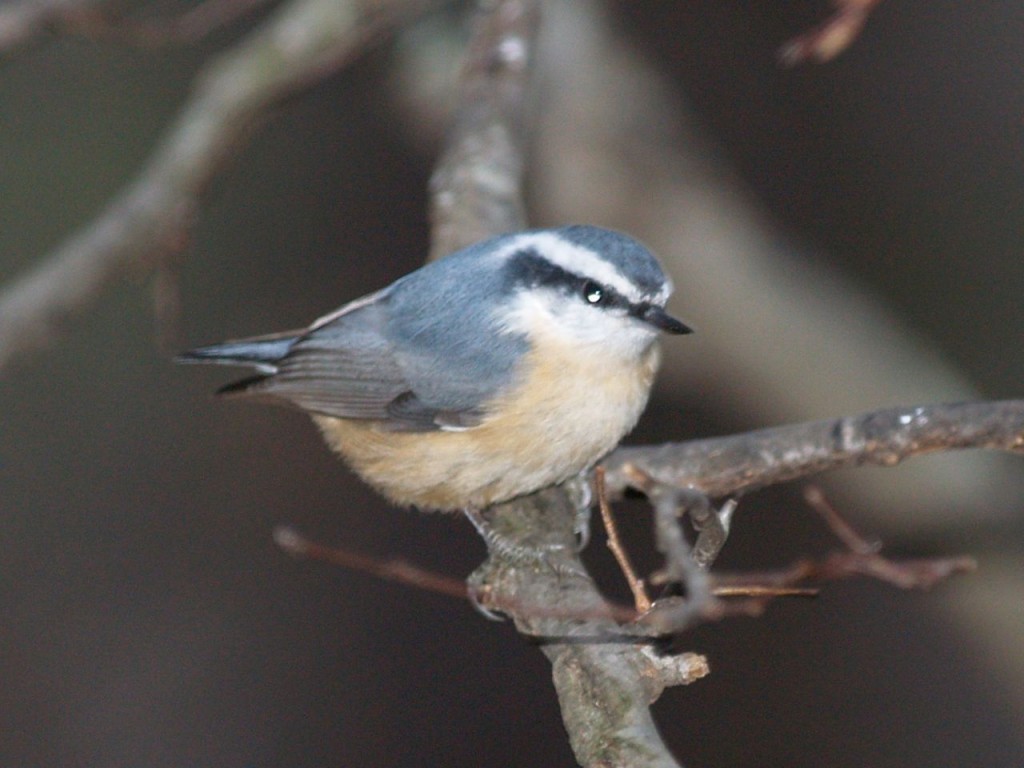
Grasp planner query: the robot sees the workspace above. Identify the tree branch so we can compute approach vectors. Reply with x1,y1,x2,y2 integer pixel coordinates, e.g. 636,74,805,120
508,0,998,523
427,3,699,766
0,0,436,372
426,0,533,259
603,399,1024,500
4,2,1010,765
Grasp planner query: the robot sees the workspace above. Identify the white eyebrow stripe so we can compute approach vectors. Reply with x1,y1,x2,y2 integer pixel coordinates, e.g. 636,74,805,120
652,277,673,305
499,232,645,303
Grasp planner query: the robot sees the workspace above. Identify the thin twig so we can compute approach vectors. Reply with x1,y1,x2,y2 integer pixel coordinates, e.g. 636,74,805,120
803,485,881,554
712,585,819,598
276,525,644,626
715,491,976,594
274,525,471,599
714,553,977,593
595,466,651,613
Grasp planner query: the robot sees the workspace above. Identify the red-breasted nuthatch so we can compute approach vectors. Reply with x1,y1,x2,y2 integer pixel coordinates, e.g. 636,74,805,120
179,225,691,511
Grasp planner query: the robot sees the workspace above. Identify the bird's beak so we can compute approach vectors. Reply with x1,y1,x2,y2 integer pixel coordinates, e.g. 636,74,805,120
640,305,693,335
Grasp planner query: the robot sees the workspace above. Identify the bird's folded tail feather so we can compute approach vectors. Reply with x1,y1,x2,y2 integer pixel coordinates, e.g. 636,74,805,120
175,334,299,374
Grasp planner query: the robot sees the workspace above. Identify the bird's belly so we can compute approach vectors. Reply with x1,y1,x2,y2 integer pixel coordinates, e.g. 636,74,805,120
314,343,660,510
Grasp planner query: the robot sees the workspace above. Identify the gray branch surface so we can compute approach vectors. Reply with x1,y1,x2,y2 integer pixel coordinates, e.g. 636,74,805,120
427,0,534,258
469,489,707,768
603,400,1024,500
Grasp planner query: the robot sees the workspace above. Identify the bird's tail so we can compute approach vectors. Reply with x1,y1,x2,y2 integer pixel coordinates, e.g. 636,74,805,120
175,333,299,374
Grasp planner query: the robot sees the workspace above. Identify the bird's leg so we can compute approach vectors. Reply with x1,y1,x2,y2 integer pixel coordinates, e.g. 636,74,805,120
462,508,509,622
562,471,594,551
463,501,588,578
463,507,543,564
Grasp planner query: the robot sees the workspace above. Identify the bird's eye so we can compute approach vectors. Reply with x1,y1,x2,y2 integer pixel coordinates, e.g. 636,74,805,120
583,281,605,305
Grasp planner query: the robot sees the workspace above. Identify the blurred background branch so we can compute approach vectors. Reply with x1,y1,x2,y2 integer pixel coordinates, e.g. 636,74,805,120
0,0,434,369
0,0,275,51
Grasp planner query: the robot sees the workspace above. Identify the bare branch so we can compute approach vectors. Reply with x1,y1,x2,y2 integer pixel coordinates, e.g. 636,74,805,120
470,491,691,768
642,490,975,636
713,550,976,596
426,0,534,259
603,400,1024,501
0,0,437,373
274,525,472,600
504,0,999,521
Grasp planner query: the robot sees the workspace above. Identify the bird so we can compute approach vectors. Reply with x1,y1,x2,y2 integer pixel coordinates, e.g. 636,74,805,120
178,225,691,512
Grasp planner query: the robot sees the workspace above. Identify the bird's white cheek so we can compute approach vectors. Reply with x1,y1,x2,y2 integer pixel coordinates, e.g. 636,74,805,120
497,292,657,361
561,307,658,360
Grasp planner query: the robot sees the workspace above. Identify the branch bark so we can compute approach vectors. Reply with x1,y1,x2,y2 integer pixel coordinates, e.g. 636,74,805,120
603,400,1024,500
427,0,533,259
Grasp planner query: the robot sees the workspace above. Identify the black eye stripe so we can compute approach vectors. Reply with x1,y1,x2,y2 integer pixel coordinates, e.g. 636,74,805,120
506,250,630,310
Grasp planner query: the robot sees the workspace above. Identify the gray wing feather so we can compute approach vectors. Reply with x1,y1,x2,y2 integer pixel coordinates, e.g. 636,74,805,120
256,298,412,421
217,245,529,430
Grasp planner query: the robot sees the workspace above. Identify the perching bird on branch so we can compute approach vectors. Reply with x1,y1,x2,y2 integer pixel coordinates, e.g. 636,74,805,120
179,225,691,510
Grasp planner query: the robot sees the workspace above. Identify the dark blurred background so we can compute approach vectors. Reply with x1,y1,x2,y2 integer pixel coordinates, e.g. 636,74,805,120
2,1,1023,766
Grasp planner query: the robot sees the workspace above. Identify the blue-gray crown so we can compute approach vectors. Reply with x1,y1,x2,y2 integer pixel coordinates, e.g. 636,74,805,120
553,225,671,300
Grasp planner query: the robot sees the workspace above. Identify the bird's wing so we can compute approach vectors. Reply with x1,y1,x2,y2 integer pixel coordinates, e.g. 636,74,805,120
221,291,500,432
226,295,409,421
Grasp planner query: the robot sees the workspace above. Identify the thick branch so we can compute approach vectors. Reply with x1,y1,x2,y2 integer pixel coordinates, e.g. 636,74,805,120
427,3,693,767
427,0,533,259
468,491,702,768
603,400,1024,500
0,0,435,372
